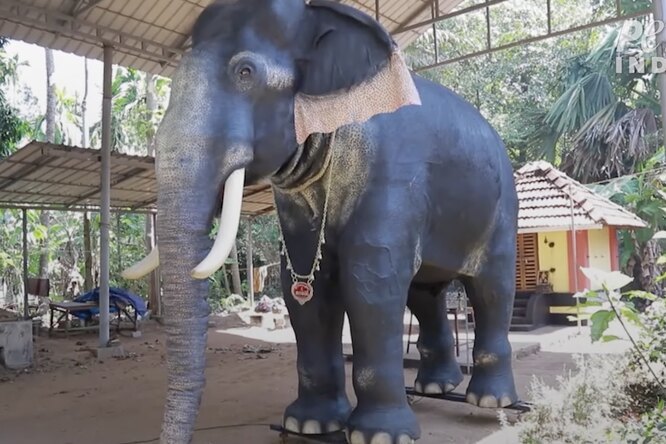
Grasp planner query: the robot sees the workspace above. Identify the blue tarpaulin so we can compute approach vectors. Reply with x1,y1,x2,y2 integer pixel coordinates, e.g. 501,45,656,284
71,287,147,320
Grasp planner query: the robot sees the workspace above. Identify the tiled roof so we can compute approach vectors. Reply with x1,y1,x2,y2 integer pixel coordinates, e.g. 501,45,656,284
515,161,647,233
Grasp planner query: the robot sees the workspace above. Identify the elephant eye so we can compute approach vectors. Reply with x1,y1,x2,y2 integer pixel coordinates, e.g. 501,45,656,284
237,64,253,79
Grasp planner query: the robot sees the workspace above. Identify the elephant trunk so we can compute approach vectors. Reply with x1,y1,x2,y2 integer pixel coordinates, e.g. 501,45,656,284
120,49,252,443
157,182,213,443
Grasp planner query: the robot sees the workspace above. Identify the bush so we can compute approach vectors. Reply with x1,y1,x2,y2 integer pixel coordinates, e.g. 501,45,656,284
499,264,666,443
499,354,632,443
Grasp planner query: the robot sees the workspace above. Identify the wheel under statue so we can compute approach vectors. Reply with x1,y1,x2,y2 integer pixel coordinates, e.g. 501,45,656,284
122,1,519,443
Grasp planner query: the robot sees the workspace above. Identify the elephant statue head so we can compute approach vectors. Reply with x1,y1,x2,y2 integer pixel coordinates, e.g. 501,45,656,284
122,0,420,441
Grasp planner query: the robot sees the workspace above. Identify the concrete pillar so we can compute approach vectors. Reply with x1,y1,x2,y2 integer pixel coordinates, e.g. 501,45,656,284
22,208,28,319
99,44,113,347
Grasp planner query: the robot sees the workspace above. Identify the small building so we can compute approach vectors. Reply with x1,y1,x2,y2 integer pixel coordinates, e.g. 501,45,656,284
511,161,647,330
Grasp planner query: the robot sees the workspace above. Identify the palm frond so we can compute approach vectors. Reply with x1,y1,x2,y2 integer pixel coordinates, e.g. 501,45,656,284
562,104,659,182
585,27,619,69
604,107,658,173
545,72,615,134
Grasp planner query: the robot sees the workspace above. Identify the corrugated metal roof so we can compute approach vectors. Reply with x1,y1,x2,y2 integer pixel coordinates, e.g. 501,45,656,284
0,0,464,78
515,161,647,233
0,141,274,216
0,146,647,227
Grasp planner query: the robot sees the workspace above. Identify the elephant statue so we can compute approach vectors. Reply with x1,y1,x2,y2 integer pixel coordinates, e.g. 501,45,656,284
122,0,519,442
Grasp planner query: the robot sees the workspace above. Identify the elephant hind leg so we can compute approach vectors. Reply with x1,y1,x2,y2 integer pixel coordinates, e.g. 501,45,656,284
407,282,463,395
461,221,518,408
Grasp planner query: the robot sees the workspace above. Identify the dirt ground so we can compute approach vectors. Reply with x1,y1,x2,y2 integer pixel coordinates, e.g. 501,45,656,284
0,316,579,444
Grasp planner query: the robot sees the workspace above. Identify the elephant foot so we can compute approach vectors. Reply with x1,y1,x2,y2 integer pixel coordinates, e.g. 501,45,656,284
283,395,352,434
413,357,463,395
345,405,420,444
465,348,518,408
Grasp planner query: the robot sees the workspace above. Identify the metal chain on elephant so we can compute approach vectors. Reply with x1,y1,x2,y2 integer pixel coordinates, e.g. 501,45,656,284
278,130,337,305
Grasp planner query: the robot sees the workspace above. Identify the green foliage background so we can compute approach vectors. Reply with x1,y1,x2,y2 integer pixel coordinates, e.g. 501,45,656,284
0,0,664,306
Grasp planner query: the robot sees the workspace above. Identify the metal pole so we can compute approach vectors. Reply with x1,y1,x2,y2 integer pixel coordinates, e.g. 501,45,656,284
22,209,28,319
246,217,254,307
569,183,581,331
375,0,380,22
99,43,113,347
654,1,666,148
432,1,439,64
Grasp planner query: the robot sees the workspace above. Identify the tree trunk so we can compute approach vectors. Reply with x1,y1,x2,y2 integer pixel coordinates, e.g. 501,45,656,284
81,57,89,148
81,58,93,291
38,48,56,279
144,73,160,315
45,48,56,143
230,242,243,296
221,264,231,295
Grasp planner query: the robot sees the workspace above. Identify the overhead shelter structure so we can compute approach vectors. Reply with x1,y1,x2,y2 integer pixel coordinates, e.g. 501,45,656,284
0,0,473,349
0,141,274,215
0,140,274,321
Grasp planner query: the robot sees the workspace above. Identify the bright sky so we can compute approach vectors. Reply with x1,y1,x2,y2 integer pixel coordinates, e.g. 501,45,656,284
5,39,107,145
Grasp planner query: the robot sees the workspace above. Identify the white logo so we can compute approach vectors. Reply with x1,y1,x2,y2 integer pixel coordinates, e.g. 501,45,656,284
616,19,666,74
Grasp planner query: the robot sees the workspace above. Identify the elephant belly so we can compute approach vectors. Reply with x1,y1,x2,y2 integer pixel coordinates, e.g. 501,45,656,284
412,262,460,284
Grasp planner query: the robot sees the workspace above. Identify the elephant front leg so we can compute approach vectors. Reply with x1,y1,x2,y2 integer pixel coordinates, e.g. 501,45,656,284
281,264,351,434
340,242,419,444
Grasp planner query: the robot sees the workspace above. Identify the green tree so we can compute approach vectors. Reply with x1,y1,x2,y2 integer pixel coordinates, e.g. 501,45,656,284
533,24,660,183
403,0,608,168
0,37,28,158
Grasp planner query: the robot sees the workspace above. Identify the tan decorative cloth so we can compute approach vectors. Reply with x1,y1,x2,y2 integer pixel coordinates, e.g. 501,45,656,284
294,49,422,144
252,265,269,293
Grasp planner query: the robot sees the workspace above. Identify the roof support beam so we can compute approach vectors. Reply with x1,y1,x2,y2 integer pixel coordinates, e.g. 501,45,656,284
0,156,53,190
65,166,147,207
71,0,106,17
409,5,651,72
395,0,509,34
130,196,157,211
394,0,435,33
0,202,155,214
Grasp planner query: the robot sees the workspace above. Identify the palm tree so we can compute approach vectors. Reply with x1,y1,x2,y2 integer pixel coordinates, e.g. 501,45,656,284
0,37,27,158
532,23,660,184
37,48,56,279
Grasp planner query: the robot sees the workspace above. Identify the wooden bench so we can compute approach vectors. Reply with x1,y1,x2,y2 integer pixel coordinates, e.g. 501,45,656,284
48,302,98,336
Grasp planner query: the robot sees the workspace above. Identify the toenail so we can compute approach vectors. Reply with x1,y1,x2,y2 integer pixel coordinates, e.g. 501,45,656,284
302,420,321,434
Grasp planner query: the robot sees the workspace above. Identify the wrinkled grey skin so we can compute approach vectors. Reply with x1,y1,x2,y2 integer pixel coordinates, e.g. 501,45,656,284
152,0,519,443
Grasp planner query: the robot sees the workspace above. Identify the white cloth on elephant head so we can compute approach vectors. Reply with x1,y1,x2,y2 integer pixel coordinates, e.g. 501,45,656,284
293,49,422,145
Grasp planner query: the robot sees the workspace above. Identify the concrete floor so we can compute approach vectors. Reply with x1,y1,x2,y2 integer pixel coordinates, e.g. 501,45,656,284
0,312,630,444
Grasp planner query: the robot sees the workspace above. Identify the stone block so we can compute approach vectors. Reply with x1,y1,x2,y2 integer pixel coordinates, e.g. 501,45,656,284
0,320,34,369
94,344,126,360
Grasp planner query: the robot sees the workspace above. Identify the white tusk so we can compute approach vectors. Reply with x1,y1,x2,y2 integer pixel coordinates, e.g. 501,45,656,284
121,246,160,280
191,168,245,280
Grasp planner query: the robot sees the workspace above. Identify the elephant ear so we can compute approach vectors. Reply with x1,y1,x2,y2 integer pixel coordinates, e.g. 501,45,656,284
293,0,421,144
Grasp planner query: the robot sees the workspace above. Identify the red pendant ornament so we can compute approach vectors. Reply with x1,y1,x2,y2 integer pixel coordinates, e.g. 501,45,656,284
291,281,314,305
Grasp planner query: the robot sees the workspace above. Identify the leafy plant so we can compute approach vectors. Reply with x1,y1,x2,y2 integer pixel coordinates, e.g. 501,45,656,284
500,262,666,443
